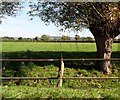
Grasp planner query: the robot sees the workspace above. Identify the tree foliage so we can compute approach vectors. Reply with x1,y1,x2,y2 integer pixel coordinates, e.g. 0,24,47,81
0,1,22,23
75,34,80,41
29,2,120,38
61,35,70,41
41,34,50,41
34,36,41,41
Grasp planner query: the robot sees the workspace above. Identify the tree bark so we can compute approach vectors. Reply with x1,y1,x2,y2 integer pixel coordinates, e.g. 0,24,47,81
90,27,113,74
95,35,113,74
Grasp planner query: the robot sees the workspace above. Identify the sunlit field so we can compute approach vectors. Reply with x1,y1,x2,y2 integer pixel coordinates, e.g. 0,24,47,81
1,42,120,99
1,42,119,52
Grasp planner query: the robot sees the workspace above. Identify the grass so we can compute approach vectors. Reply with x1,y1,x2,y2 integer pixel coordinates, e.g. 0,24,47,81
1,42,120,52
2,63,120,99
2,64,119,88
2,86,119,98
1,42,120,98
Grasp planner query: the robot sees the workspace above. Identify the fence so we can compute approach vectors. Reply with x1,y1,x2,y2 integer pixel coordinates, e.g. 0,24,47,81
1,58,120,87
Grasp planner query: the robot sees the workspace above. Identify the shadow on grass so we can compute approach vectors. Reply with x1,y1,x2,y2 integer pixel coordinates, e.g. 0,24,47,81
2,51,120,76
2,51,120,87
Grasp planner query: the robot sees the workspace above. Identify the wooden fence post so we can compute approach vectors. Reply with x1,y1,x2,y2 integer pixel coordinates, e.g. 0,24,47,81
57,58,64,87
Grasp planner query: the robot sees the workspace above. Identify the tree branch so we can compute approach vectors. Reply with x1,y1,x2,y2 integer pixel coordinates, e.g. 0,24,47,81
92,4,105,19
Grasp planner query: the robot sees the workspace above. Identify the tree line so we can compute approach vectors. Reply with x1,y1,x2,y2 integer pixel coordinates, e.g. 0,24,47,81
0,34,97,42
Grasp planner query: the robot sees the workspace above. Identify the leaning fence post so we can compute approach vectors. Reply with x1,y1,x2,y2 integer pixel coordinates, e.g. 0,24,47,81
57,58,64,87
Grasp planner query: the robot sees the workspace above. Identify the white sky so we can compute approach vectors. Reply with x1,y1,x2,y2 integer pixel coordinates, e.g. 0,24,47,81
0,2,98,38
0,15,93,38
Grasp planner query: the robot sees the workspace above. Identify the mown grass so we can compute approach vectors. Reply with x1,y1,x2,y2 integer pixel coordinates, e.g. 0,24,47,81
1,42,120,52
2,86,119,99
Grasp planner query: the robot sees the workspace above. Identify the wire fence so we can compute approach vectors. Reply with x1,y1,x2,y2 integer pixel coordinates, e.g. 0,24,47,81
1,58,120,87
1,58,120,62
1,77,120,80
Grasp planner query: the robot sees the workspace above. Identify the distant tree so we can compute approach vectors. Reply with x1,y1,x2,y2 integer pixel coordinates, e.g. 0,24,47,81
18,37,23,41
80,37,87,41
61,35,70,41
75,34,81,41
1,36,15,41
80,37,94,41
41,34,50,41
20,38,32,42
34,36,41,42
9,37,15,41
0,37,2,41
118,38,120,41
26,38,32,42
86,37,94,41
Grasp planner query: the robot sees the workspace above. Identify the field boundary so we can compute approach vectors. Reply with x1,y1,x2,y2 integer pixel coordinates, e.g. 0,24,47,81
1,58,120,61
1,58,120,87
1,77,120,80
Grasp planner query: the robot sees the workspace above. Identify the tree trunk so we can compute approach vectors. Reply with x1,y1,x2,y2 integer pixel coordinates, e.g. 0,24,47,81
89,26,114,74
94,34,113,74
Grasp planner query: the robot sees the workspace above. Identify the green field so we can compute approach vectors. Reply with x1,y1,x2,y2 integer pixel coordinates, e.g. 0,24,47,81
1,42,120,99
1,42,119,52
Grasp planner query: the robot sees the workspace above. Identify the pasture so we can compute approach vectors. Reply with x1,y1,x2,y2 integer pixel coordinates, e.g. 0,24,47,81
1,42,120,99
1,42,120,52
